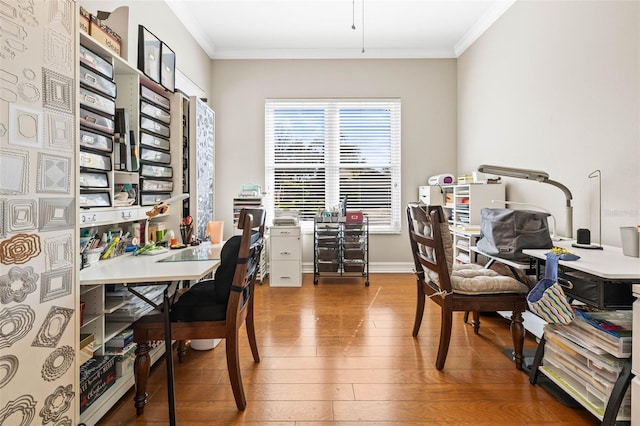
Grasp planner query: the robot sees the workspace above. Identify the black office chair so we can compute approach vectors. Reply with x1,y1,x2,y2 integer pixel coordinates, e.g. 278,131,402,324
132,208,266,413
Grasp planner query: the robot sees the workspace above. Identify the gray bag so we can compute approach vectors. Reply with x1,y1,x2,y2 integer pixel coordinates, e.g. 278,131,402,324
476,208,552,262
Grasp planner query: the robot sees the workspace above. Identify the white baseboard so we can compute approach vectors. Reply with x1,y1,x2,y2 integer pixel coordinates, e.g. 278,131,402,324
302,262,414,274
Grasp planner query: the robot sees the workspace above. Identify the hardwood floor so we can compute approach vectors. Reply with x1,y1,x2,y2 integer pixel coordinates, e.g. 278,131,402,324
98,273,599,425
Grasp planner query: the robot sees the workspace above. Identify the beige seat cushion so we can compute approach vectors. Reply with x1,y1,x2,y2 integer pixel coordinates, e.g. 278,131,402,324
427,263,529,295
421,218,528,296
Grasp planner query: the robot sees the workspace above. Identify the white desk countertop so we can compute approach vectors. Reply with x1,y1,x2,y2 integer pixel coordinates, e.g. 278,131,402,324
80,243,222,285
523,240,640,280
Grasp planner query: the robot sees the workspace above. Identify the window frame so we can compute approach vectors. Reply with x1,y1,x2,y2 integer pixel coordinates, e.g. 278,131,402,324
265,98,401,234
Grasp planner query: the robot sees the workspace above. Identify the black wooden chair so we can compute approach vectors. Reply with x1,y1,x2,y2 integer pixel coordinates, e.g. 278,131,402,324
132,207,266,412
407,203,529,370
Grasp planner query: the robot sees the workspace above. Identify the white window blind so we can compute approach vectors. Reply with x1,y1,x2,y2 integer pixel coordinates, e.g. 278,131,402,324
265,99,401,233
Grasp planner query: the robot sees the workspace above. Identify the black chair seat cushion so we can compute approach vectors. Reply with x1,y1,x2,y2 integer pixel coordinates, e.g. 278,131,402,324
170,232,260,322
170,235,242,322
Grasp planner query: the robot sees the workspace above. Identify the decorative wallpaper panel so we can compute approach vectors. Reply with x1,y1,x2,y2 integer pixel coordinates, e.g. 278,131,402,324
0,0,78,422
194,98,214,240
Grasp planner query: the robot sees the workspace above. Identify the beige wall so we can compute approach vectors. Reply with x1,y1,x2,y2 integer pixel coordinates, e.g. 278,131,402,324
79,0,640,264
458,0,640,244
79,0,212,97
210,59,457,267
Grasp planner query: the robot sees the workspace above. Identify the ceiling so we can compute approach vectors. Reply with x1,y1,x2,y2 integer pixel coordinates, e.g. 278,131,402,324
165,0,515,60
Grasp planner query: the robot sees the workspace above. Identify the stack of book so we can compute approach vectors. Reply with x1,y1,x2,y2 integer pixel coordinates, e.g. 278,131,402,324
105,328,137,377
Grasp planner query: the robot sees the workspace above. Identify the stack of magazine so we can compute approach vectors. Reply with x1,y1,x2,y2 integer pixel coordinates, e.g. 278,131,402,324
571,307,632,358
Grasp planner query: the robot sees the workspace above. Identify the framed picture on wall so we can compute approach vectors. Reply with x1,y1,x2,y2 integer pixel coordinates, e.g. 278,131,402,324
160,42,175,92
137,25,161,84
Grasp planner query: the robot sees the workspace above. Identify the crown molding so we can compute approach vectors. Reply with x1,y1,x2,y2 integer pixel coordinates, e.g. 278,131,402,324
454,0,517,57
211,47,456,60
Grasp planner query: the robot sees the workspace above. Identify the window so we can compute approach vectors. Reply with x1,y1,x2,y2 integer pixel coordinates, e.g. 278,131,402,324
265,99,401,233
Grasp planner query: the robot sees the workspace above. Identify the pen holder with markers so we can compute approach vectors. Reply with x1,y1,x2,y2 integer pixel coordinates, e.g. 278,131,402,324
180,224,193,245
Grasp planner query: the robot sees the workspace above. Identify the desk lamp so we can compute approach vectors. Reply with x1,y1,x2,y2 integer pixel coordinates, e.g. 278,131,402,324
478,164,573,238
144,193,189,244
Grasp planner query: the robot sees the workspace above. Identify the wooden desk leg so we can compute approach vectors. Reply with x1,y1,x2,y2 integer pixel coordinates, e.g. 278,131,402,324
510,310,525,370
133,342,151,415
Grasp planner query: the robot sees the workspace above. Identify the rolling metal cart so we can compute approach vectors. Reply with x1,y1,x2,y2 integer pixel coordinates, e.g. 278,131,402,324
313,215,369,286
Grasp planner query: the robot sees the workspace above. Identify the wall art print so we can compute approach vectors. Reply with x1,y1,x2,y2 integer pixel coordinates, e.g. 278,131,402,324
160,41,175,92
0,304,35,349
0,233,41,265
138,25,161,83
31,306,73,348
0,265,38,304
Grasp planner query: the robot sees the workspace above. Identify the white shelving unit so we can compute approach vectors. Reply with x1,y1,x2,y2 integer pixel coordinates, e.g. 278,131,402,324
418,183,504,264
78,29,186,423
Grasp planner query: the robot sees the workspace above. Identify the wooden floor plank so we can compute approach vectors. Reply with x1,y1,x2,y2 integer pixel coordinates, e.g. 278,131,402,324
97,273,600,425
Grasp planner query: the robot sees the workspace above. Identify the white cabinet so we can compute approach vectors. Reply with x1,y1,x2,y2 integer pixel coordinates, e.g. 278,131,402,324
269,226,302,287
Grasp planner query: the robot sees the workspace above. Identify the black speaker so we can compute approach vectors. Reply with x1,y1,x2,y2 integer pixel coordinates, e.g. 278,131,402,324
576,228,591,245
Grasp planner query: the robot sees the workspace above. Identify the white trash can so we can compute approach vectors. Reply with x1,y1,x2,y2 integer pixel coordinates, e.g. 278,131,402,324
190,339,221,351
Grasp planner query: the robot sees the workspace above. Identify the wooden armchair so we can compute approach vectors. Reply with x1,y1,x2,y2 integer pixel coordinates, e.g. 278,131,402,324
406,203,529,370
132,208,266,413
